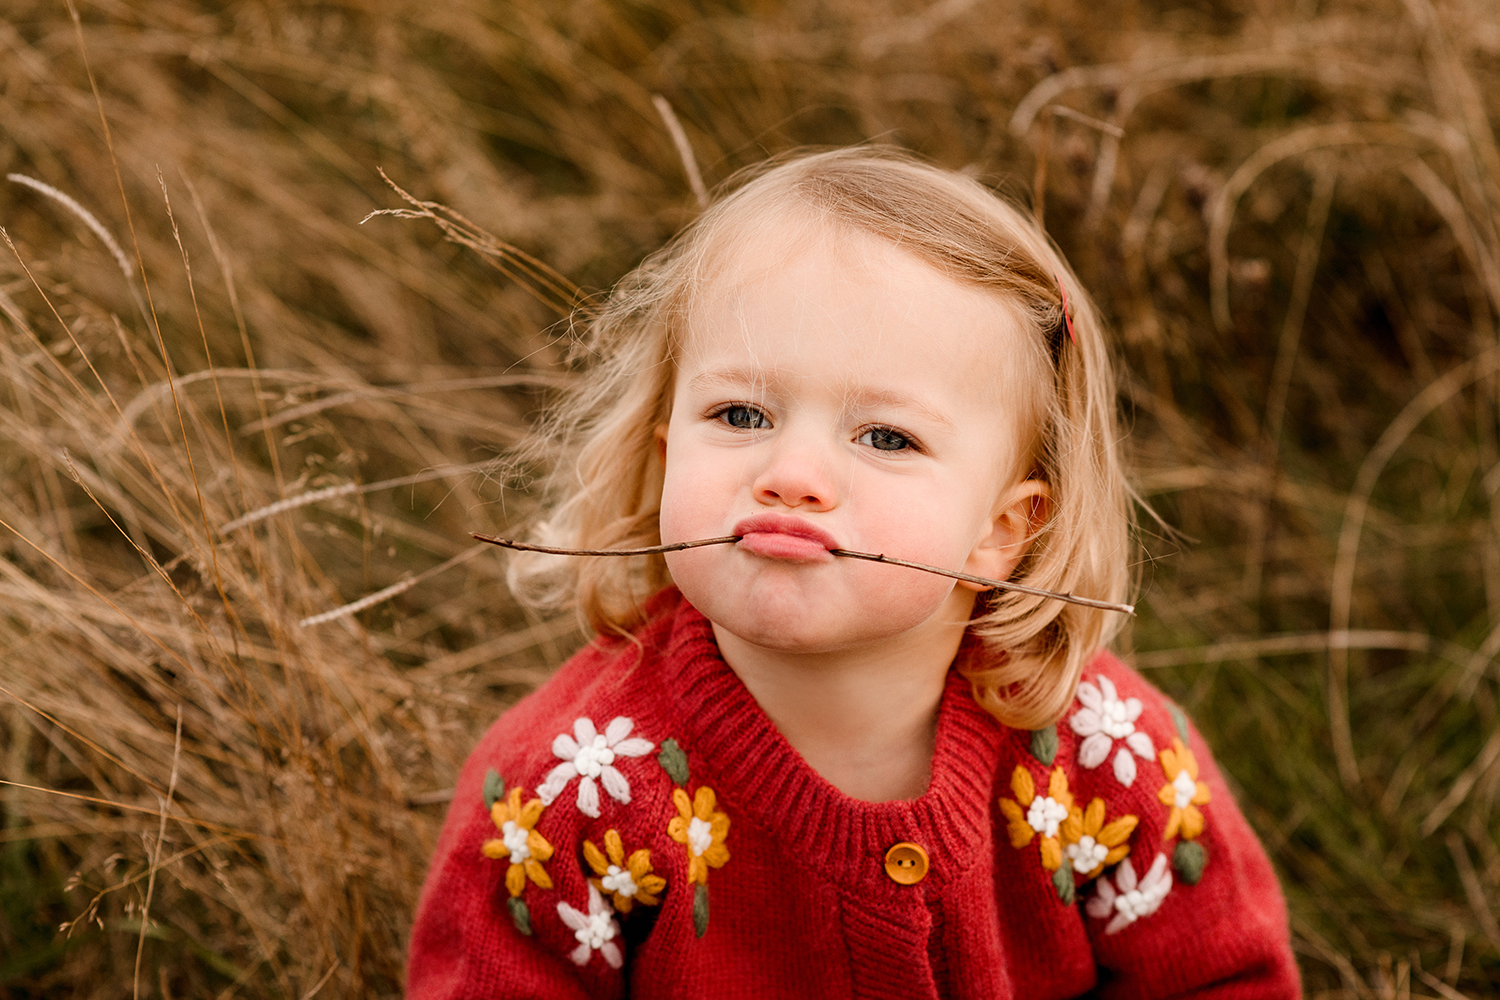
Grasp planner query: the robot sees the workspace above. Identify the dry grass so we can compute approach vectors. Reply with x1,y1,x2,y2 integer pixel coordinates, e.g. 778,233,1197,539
1,0,1498,996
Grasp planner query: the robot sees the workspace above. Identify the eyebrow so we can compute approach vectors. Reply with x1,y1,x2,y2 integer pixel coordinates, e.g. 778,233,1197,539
686,367,957,429
687,367,773,394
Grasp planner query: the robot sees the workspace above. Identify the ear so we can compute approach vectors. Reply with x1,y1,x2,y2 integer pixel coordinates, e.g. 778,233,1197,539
654,424,669,466
957,479,1050,591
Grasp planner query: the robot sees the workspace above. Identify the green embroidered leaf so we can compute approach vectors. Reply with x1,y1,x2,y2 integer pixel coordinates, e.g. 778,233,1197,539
1173,840,1207,885
507,896,533,936
1029,724,1058,766
1051,856,1075,905
658,738,690,786
692,883,710,938
483,769,505,811
1169,705,1189,742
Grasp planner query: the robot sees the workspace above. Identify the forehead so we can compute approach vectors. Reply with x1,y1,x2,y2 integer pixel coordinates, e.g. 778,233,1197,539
679,216,1041,406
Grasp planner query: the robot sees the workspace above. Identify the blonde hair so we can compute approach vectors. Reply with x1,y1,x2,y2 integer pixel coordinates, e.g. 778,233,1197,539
509,147,1132,730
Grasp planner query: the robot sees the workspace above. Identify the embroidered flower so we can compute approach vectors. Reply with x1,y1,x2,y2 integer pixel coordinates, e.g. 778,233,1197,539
1158,737,1211,840
998,765,1074,871
1070,675,1155,786
537,717,654,818
1059,798,1137,879
557,884,624,969
1086,853,1173,934
583,829,666,913
481,787,555,897
667,786,730,884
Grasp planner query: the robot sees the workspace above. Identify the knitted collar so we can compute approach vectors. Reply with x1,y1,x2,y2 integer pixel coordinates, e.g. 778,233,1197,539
644,589,1008,889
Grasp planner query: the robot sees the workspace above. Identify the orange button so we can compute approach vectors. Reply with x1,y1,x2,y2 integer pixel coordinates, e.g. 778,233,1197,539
884,842,929,885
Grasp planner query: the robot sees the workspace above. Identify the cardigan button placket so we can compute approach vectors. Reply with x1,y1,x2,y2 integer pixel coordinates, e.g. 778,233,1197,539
883,842,930,885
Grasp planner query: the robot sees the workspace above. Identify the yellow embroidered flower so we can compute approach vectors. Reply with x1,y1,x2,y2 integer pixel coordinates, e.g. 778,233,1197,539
1059,798,1138,880
998,765,1074,871
482,786,555,897
1158,737,1211,840
667,786,729,885
583,829,666,912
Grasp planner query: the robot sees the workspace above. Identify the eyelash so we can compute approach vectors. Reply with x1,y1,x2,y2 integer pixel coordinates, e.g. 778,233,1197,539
857,425,918,453
709,403,771,430
709,405,923,454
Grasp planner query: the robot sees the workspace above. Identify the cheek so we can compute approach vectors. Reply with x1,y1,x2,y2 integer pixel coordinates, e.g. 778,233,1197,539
658,437,727,543
856,487,988,564
657,462,694,543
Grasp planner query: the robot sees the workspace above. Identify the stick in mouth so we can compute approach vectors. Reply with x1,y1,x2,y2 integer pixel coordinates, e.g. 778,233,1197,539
471,533,1135,616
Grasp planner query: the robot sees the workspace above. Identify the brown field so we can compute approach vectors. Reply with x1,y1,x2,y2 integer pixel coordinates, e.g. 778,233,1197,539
1,0,1498,996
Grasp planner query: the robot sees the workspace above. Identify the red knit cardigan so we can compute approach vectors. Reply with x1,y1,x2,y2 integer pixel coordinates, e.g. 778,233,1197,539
407,589,1300,999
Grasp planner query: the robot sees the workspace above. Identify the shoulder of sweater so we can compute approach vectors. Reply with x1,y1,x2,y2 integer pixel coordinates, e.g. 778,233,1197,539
453,590,701,852
996,647,1232,908
424,624,696,989
1007,648,1194,806
994,647,1296,969
467,589,691,792
456,633,687,843
1040,664,1299,990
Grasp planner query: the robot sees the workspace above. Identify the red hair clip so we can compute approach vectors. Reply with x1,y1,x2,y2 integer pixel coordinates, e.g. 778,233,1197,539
1057,276,1078,346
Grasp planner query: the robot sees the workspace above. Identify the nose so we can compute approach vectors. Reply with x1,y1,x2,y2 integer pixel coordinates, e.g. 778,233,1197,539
751,435,838,511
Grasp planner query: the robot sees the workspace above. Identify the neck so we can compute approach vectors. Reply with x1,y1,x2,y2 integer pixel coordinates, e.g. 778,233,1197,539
710,599,972,803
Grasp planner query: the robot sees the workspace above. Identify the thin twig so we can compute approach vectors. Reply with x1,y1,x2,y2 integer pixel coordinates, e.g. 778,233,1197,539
299,960,341,1000
134,707,181,1000
0,683,166,796
158,167,238,641
829,549,1134,613
472,535,1135,614
0,779,261,840
652,95,709,208
6,173,133,278
1244,165,1337,601
1032,111,1051,230
1207,121,1427,332
1417,968,1477,1000
236,373,570,436
472,533,740,557
1445,831,1500,954
1134,629,1478,672
1329,345,1500,788
222,462,494,534
298,543,490,627
1422,729,1500,835
1045,104,1126,138
364,169,579,316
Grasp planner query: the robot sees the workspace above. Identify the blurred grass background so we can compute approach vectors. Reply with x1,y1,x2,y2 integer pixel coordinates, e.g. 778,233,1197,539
1,0,1497,996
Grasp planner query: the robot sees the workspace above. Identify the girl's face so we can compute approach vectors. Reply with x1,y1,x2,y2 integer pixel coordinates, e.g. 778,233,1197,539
658,222,1046,660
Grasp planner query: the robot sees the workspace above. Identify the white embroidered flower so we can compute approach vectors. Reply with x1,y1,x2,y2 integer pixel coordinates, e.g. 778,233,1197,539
1171,768,1199,809
686,816,714,857
1086,853,1173,935
1069,675,1155,786
600,865,638,898
1026,795,1069,838
501,820,531,863
536,717,654,818
1065,834,1110,877
557,884,624,968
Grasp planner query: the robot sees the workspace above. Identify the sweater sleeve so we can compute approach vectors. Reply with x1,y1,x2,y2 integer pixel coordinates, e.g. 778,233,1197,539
406,649,683,1000
1061,653,1301,999
405,719,623,1000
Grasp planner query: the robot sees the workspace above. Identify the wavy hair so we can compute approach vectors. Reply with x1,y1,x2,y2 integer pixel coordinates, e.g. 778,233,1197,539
508,146,1133,730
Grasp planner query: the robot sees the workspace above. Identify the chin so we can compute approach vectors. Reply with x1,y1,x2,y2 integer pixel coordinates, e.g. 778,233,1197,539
669,551,970,652
704,596,945,655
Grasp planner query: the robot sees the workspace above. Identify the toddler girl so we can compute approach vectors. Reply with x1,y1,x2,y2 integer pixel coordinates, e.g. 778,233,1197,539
407,148,1299,998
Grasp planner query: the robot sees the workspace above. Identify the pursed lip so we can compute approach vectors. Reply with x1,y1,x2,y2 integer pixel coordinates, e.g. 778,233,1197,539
732,512,838,562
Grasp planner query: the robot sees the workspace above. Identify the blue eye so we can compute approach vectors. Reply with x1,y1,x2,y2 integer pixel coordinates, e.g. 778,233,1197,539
719,405,769,429
858,426,911,451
